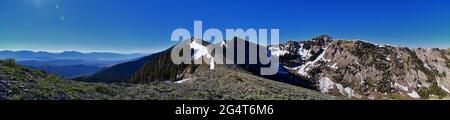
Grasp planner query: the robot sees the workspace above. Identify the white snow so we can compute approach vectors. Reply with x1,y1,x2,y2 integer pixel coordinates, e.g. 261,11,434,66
334,85,361,98
296,65,309,77
329,63,338,70
176,71,186,79
386,57,391,61
344,87,353,98
349,39,401,48
318,77,335,93
269,47,289,57
440,85,450,93
210,57,215,70
355,40,379,46
437,81,450,93
190,41,212,59
407,90,421,99
343,87,361,98
394,82,409,92
423,63,431,70
190,41,215,70
335,84,345,95
298,44,312,60
296,46,330,77
384,44,398,48
368,95,375,100
378,44,398,48
221,40,226,46
174,78,192,84
417,84,422,88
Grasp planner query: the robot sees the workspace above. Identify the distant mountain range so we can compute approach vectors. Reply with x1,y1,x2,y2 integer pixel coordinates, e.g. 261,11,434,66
0,50,145,61
17,60,108,78
0,50,146,78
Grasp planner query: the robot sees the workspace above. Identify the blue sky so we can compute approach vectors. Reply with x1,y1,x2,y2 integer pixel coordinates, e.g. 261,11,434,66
1,0,449,54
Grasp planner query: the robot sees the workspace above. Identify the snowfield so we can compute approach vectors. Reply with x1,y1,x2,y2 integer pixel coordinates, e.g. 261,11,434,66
269,46,289,57
329,63,338,70
394,82,409,92
318,77,335,93
298,44,312,60
296,46,330,77
190,41,215,70
175,78,193,84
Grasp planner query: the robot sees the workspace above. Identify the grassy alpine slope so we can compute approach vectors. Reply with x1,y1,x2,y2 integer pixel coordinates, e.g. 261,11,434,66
0,59,335,100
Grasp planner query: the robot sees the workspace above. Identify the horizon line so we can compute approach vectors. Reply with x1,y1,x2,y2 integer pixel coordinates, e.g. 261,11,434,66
2,37,449,54
0,49,153,55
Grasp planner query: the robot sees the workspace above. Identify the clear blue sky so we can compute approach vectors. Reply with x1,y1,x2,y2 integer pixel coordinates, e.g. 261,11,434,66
1,0,449,53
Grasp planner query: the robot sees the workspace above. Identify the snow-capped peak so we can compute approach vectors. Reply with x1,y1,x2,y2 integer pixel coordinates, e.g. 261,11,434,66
189,40,215,70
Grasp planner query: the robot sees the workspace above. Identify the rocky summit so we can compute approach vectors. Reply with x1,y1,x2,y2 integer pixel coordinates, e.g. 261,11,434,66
273,35,450,99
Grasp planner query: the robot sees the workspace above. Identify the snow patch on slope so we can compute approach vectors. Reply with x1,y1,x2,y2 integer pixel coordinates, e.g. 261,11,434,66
407,90,420,99
329,63,338,70
190,41,212,59
318,77,335,93
220,40,226,47
210,57,215,70
344,87,360,98
394,82,409,92
269,46,289,57
437,80,450,93
336,83,361,98
355,40,379,46
440,85,450,93
175,78,192,84
352,39,400,48
296,46,330,77
423,63,432,70
335,84,345,95
298,44,312,60
190,41,215,70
